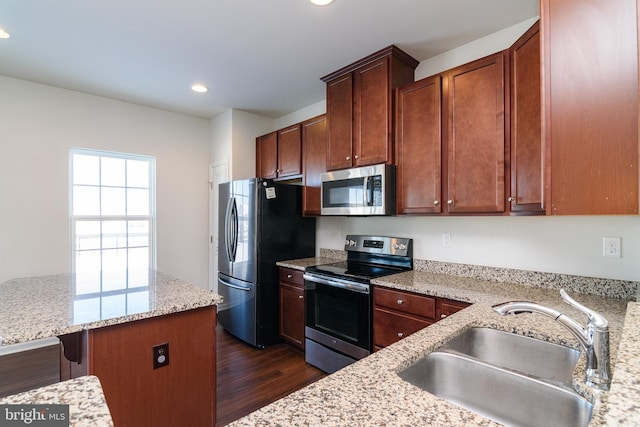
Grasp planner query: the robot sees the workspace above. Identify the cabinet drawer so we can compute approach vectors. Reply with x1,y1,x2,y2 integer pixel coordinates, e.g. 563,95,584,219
374,287,436,320
373,308,432,348
279,268,304,287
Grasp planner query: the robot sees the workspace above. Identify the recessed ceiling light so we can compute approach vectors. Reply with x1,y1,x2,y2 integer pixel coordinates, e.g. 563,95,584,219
310,0,335,5
0,28,10,39
191,84,208,93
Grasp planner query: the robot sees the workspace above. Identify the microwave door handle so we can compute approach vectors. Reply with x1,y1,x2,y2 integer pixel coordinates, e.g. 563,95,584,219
365,176,374,206
363,176,371,206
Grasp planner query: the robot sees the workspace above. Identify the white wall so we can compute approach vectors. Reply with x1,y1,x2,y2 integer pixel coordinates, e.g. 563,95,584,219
0,76,212,287
231,110,273,180
415,17,539,79
317,216,640,281
274,100,326,130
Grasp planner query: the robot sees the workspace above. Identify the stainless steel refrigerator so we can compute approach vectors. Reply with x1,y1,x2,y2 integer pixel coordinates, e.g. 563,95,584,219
217,178,316,348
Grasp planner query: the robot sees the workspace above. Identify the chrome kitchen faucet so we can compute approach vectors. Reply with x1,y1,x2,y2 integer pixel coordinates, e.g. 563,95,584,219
493,289,611,391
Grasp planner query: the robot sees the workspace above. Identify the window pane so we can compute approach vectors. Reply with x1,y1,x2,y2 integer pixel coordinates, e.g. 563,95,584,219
128,247,149,287
75,250,101,294
73,185,100,215
102,294,127,319
127,188,149,215
101,157,125,187
127,160,149,188
128,221,149,247
75,221,101,251
102,221,127,249
73,154,99,185
128,291,150,314
101,187,125,215
73,298,101,323
102,249,127,291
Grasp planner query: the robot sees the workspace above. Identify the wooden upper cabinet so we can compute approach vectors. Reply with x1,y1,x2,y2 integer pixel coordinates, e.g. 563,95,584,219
543,0,638,214
353,58,392,167
256,131,278,179
444,52,506,214
395,75,443,214
256,125,302,180
509,21,544,215
322,45,419,171
301,114,327,216
277,124,302,178
326,75,354,170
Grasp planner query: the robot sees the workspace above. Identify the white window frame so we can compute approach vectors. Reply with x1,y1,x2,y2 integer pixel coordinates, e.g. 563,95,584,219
69,148,157,277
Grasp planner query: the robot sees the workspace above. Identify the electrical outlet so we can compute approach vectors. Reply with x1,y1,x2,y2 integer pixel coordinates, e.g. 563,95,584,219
153,342,169,369
442,233,451,247
602,237,621,258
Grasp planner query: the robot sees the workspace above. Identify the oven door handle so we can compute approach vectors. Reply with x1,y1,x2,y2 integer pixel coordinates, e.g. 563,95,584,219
303,273,370,294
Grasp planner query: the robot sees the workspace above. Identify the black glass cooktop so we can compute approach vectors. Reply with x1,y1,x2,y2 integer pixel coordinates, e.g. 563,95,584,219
305,261,403,284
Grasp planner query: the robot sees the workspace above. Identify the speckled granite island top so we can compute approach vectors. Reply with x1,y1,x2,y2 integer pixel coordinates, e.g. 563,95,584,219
245,259,639,426
0,376,113,426
0,270,222,346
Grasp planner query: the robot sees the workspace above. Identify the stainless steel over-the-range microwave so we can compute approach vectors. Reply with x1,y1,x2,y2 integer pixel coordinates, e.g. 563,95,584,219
320,164,395,216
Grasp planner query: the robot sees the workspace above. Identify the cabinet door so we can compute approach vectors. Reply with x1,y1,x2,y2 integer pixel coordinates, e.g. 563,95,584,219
279,282,305,350
444,53,506,213
543,0,638,214
354,57,391,167
256,132,278,179
396,76,443,214
302,115,327,216
277,124,302,178
373,308,432,348
510,21,544,214
326,74,354,171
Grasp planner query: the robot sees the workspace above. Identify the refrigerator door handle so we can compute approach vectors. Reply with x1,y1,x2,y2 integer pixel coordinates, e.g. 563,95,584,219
230,197,238,260
225,197,236,262
219,277,252,292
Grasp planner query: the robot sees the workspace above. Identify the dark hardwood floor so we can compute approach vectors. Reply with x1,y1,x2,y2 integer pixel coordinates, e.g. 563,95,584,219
216,325,326,426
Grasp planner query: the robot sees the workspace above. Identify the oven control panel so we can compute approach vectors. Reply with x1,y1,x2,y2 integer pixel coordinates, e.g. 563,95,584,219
344,235,412,257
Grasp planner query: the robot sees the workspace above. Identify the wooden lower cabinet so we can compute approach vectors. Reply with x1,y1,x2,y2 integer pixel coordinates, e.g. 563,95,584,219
279,267,306,351
373,286,470,350
89,307,216,427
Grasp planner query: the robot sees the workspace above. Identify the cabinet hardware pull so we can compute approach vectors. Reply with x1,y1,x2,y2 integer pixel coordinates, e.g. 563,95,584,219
287,274,292,279
346,156,351,161
397,332,404,338
354,155,359,159
441,314,447,319
447,200,453,205
397,299,404,305
508,196,515,202
434,200,439,205
298,295,304,300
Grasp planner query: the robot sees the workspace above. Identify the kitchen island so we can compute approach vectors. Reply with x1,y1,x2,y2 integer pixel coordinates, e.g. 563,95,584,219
0,270,222,427
231,256,638,426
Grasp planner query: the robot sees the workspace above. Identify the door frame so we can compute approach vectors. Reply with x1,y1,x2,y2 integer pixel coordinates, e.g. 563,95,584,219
209,160,229,293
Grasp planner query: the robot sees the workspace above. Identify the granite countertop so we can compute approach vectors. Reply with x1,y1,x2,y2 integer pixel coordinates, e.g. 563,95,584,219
0,376,113,426
0,269,222,346
248,258,639,426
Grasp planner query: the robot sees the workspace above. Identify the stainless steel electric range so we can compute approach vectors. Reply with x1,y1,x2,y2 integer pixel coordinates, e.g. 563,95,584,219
303,235,413,373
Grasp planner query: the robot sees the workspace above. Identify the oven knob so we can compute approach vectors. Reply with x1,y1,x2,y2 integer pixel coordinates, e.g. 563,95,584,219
349,240,356,247
394,243,406,251
344,239,350,246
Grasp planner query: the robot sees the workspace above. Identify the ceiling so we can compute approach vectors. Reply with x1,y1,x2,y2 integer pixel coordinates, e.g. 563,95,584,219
0,0,539,119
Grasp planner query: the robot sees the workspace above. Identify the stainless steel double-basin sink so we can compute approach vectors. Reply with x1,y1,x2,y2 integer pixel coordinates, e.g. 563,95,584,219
398,327,593,427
